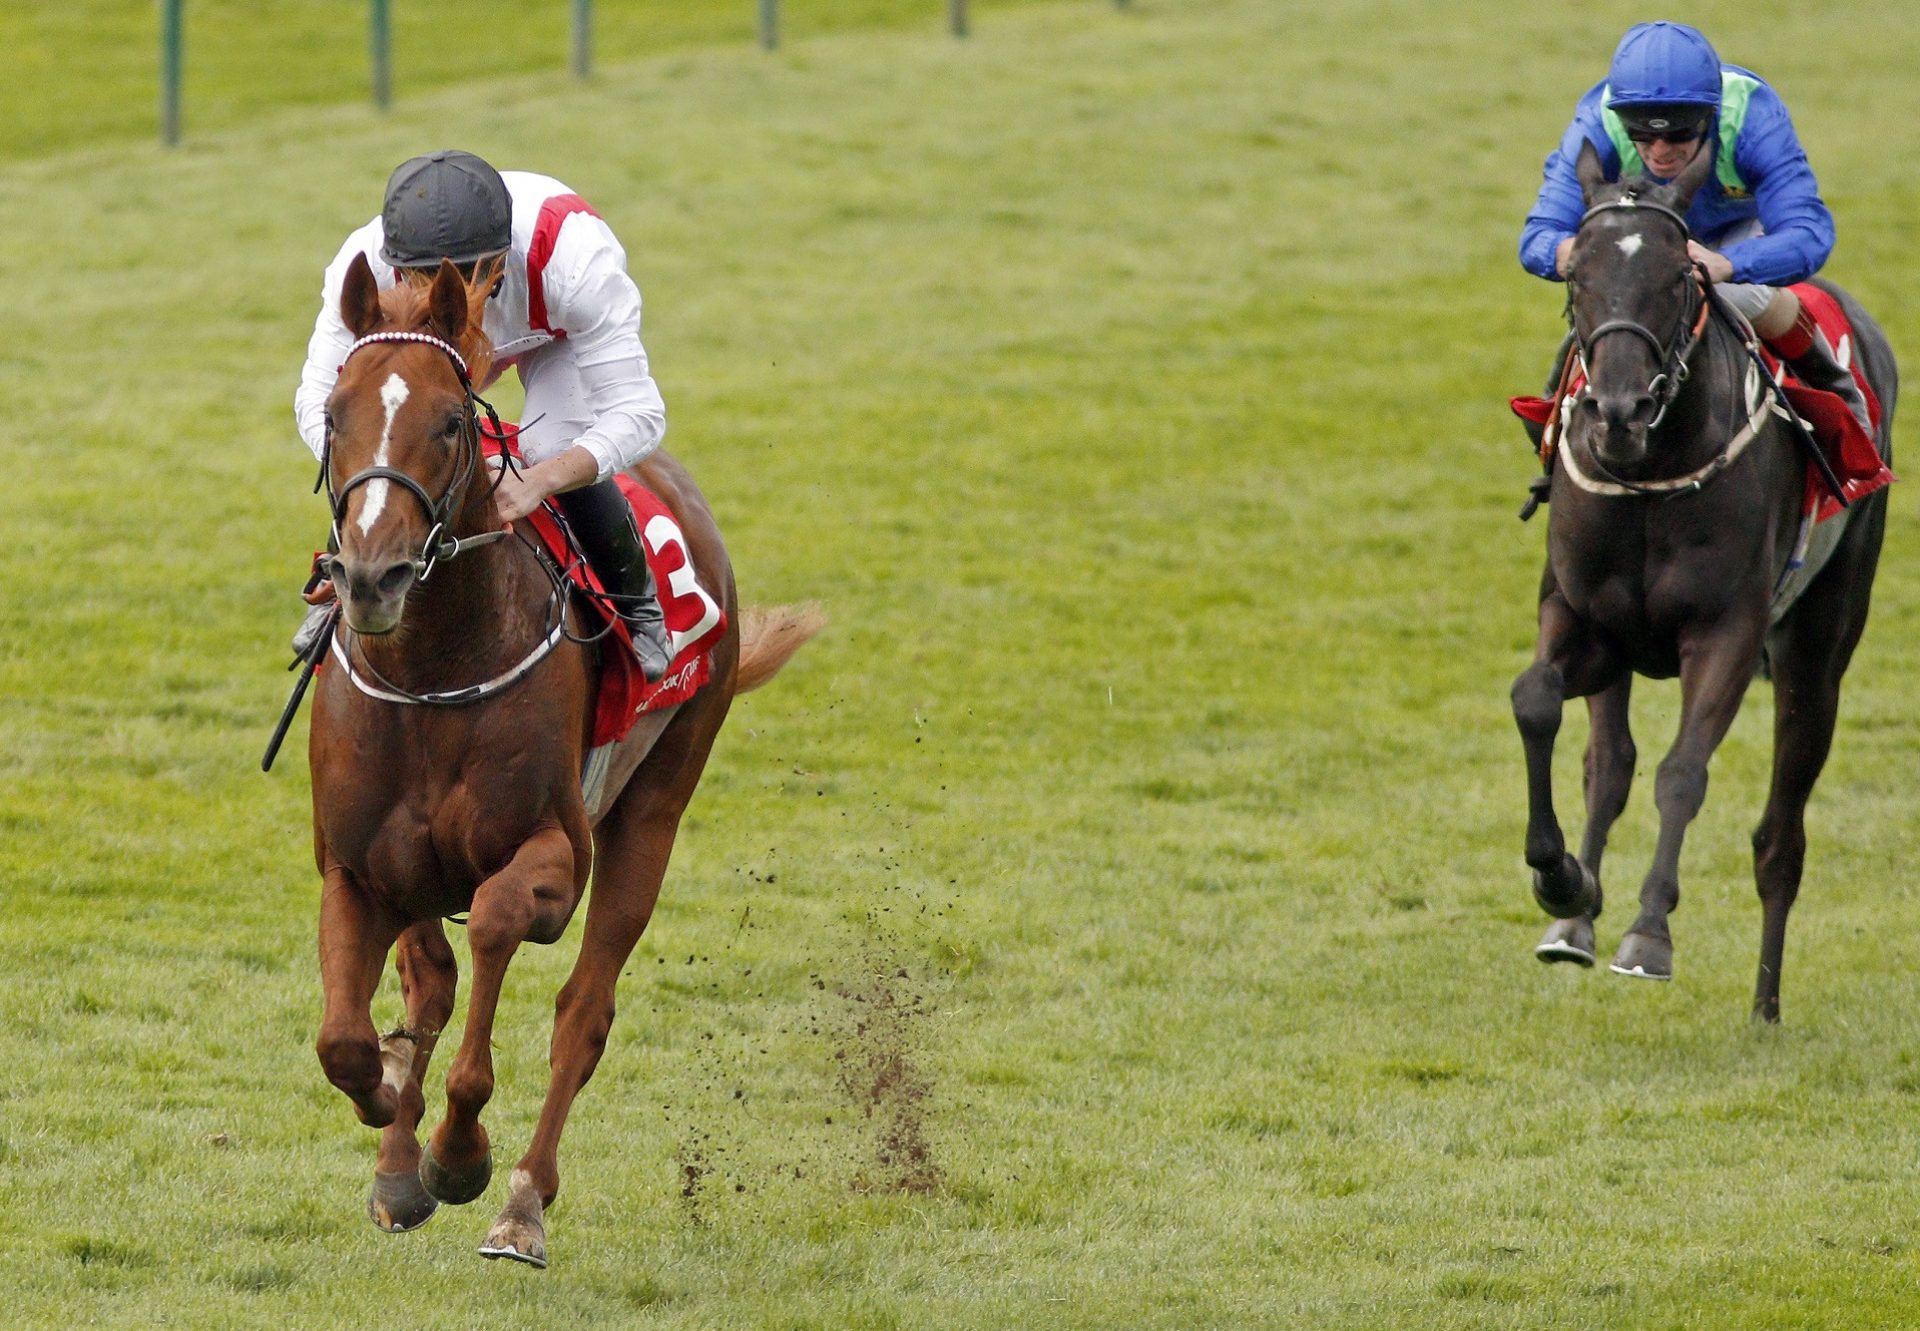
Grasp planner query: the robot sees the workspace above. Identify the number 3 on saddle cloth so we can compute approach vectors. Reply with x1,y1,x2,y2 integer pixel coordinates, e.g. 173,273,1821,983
482,426,727,747
1510,282,1894,617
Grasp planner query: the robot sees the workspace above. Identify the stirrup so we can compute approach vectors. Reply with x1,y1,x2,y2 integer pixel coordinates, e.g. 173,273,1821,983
613,598,671,682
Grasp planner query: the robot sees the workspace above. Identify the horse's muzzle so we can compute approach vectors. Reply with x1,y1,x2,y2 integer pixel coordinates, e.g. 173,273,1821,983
1579,390,1656,467
332,555,416,635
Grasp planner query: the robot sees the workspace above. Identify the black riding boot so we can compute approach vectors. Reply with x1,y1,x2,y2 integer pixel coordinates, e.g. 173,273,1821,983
555,479,672,682
1773,326,1872,435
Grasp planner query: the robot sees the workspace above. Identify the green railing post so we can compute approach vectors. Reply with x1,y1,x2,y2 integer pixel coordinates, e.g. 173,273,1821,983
949,0,968,38
572,0,592,79
758,0,778,51
159,0,184,146
370,0,392,110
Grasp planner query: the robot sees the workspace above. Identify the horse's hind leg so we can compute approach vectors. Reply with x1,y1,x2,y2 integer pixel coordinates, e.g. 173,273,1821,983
1539,676,1635,966
1751,502,1885,1022
1611,623,1764,980
482,701,730,1270
369,921,457,1232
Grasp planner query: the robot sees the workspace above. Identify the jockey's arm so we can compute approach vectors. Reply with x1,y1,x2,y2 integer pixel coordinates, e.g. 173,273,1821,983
295,221,390,459
543,218,668,484
1521,105,1609,282
1717,87,1834,287
489,444,599,523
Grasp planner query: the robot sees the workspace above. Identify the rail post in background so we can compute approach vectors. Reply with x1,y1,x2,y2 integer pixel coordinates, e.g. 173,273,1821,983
572,0,592,79
949,0,968,38
370,0,392,110
159,0,184,145
759,0,778,51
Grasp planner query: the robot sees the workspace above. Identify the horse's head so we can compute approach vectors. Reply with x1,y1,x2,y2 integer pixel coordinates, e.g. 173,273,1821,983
1565,139,1714,468
323,255,498,635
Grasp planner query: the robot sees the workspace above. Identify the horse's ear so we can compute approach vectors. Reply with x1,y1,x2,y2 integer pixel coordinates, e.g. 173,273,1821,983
1669,138,1717,210
1574,138,1608,206
427,258,468,344
340,252,383,338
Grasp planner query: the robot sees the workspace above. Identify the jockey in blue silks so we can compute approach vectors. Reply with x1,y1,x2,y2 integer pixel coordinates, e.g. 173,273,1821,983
1520,21,1868,428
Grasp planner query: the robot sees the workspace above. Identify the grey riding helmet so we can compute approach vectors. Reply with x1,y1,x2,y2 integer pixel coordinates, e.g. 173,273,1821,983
379,150,511,269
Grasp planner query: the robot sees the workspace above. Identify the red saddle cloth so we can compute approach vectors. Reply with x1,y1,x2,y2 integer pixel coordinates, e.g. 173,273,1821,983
482,430,727,746
1510,282,1893,522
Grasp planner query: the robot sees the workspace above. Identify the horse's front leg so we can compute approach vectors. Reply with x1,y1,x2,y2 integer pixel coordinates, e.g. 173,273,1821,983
1611,619,1764,980
422,823,581,1208
315,865,408,1128
1538,675,1637,966
368,920,458,1232
1513,591,1620,921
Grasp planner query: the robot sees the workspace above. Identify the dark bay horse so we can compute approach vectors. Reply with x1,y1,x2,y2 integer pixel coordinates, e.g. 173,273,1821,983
309,255,820,1266
1513,142,1894,1022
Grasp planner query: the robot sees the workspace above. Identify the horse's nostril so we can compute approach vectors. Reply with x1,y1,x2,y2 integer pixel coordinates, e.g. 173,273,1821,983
377,563,416,598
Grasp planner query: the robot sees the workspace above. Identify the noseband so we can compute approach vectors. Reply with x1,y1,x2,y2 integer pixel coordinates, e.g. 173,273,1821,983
1570,195,1708,432
319,330,509,583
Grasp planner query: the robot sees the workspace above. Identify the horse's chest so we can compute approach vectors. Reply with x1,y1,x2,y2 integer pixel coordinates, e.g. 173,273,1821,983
326,754,575,916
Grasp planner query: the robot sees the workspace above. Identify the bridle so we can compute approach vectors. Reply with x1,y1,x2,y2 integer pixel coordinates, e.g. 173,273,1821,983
1567,193,1709,437
318,329,511,584
314,326,625,708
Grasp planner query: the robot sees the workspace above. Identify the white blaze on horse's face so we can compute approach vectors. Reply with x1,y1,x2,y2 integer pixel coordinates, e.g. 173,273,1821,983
1616,234,1645,260
355,372,413,537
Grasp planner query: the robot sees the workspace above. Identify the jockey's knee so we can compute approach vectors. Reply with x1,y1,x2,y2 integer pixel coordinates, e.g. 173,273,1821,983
1719,282,1794,338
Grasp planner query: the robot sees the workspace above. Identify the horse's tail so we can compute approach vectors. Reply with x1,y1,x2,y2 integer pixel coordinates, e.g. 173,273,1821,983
735,603,825,693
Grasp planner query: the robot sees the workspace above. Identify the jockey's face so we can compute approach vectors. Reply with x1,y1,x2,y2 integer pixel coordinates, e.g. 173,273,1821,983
1632,129,1707,180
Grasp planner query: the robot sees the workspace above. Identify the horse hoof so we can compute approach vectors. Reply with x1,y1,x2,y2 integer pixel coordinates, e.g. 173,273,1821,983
1532,854,1598,920
1535,917,1596,966
368,1170,439,1233
1609,932,1673,981
478,1170,548,1269
420,1146,493,1206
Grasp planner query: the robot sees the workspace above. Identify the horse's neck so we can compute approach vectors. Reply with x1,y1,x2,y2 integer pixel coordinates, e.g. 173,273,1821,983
1648,316,1751,470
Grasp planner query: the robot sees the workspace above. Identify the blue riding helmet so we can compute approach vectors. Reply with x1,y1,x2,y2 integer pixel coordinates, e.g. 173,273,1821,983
1606,22,1721,109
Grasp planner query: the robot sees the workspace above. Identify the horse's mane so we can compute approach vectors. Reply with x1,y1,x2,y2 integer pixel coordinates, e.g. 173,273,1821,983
380,261,499,385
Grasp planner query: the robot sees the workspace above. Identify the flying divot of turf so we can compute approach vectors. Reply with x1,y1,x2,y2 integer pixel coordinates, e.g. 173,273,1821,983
827,863,950,1195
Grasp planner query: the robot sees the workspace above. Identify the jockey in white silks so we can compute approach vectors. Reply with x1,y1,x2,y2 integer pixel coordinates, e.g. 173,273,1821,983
294,149,672,680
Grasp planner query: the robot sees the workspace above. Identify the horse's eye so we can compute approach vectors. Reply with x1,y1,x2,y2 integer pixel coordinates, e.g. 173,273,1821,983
442,415,463,440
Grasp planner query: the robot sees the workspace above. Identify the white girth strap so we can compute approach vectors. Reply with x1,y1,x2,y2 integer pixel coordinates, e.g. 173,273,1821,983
330,621,566,706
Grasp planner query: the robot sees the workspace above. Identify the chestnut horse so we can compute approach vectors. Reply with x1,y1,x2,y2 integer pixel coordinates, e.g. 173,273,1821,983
308,254,819,1267
1513,142,1894,1022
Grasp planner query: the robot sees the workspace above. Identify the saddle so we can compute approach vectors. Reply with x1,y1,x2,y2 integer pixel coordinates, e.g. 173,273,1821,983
483,430,728,746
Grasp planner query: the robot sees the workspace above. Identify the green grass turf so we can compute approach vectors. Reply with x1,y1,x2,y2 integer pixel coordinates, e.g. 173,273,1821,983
5,0,1056,162
4,0,1920,1325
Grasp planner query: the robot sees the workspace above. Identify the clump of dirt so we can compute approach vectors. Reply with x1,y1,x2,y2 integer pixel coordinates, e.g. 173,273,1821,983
832,944,941,1194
